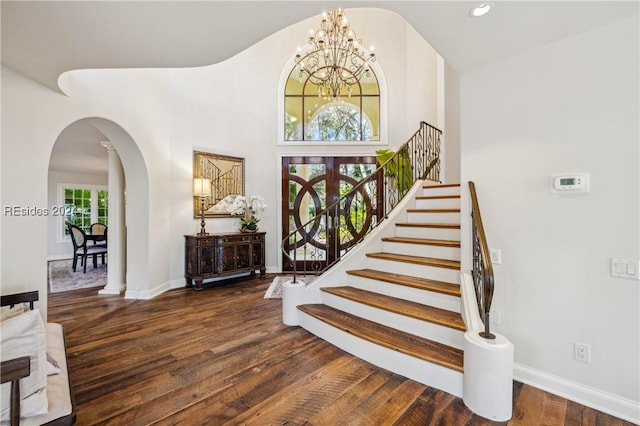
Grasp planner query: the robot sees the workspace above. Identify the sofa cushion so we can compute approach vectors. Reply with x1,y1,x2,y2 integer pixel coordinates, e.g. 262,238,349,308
0,303,26,322
0,309,48,420
46,352,61,376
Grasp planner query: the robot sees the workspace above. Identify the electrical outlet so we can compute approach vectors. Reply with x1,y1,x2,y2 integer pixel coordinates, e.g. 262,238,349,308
574,342,591,364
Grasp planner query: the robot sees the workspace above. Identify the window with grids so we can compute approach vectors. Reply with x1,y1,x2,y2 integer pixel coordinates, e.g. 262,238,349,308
60,185,108,238
284,63,380,142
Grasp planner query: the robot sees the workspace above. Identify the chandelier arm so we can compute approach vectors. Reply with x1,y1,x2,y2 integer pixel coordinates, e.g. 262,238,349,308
294,8,376,99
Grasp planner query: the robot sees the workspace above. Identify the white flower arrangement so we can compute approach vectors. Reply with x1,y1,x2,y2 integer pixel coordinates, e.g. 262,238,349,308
230,195,267,231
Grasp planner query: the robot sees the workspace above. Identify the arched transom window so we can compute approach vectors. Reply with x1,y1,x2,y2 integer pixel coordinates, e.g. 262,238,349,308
284,53,380,142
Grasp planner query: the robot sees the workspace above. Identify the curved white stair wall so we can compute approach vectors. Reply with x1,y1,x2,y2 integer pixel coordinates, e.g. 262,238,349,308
415,197,460,209
298,309,464,397
395,225,460,240
381,240,461,261
365,258,459,283
320,291,465,349
345,275,461,313
284,179,465,400
407,211,461,223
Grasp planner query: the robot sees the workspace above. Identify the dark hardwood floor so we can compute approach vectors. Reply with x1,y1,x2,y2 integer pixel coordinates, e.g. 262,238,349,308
48,275,632,425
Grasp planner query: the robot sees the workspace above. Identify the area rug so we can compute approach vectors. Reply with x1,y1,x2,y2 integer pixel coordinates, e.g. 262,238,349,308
48,259,107,293
264,275,315,299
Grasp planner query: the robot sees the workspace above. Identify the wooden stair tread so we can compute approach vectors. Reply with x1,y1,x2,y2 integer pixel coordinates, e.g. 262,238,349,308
322,286,465,331
298,304,464,372
423,183,460,189
407,208,461,213
347,269,461,297
415,195,461,200
367,252,460,270
381,236,460,248
396,223,460,229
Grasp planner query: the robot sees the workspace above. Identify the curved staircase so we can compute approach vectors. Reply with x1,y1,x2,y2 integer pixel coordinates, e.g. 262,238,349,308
295,183,467,397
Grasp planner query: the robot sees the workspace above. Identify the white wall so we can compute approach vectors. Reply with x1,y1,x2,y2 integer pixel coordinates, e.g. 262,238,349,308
47,171,108,260
403,15,440,137
460,15,639,415
444,62,461,183
2,67,81,317
1,8,442,302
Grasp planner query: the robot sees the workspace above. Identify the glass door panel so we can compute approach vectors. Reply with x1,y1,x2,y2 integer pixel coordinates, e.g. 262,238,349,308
282,156,378,273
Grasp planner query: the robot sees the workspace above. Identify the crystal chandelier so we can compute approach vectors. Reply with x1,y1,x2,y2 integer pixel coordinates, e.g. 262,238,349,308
295,9,376,99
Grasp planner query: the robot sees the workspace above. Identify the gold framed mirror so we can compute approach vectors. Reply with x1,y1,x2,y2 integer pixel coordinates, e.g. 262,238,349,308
193,151,245,217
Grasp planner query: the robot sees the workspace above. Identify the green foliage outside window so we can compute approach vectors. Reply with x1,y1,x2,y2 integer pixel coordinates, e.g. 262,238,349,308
64,188,92,234
306,105,373,141
63,187,108,237
337,164,375,241
97,190,109,225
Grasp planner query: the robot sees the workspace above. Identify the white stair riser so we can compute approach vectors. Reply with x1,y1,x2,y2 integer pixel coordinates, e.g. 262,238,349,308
382,241,461,261
415,197,460,209
346,275,461,313
422,186,460,197
299,310,464,397
395,226,460,240
322,292,465,349
407,211,460,224
367,258,460,283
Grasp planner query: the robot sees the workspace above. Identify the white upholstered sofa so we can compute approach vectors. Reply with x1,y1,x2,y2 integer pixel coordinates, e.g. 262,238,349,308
1,291,76,425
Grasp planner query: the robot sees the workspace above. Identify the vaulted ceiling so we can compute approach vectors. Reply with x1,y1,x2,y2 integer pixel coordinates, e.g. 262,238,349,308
3,1,637,92
2,1,638,175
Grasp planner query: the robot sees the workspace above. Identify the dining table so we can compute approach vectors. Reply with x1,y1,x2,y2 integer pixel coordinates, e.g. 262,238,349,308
86,234,107,246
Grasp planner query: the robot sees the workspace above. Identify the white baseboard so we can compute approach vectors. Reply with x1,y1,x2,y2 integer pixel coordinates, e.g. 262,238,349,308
124,280,170,299
128,266,279,296
47,255,73,261
170,278,187,290
98,285,124,295
514,363,640,424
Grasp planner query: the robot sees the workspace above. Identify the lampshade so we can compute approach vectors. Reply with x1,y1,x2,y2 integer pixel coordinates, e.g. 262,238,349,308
193,178,212,197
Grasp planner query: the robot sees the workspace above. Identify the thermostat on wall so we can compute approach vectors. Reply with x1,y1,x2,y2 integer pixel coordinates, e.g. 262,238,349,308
550,173,589,193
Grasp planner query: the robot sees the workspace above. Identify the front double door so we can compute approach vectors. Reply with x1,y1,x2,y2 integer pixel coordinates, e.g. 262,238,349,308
281,156,379,273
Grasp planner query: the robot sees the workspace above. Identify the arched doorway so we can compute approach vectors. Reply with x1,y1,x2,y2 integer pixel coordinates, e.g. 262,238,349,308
48,117,149,297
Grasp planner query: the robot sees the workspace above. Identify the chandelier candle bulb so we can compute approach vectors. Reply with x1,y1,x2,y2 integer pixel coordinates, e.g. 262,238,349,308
294,8,376,99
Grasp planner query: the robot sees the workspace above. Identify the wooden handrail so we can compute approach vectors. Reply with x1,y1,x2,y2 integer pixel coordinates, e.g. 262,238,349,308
468,181,495,339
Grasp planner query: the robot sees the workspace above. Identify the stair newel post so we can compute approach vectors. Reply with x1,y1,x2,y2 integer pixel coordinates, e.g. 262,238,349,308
283,221,304,325
483,311,491,338
469,182,496,340
465,181,513,421
292,231,298,283
327,205,340,266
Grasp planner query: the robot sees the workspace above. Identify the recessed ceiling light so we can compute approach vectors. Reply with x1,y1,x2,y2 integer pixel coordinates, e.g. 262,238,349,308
469,3,493,18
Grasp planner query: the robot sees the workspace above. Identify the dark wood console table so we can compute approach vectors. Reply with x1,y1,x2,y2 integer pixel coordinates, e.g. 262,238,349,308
184,231,266,290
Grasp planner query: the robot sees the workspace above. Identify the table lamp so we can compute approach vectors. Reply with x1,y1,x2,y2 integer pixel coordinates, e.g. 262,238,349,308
193,178,212,235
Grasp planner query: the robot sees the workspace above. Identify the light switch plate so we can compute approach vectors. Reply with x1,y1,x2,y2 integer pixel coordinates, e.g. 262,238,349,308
611,258,640,280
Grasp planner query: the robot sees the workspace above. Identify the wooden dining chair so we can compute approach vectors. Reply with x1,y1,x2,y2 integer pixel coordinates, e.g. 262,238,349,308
68,224,107,273
90,222,108,247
